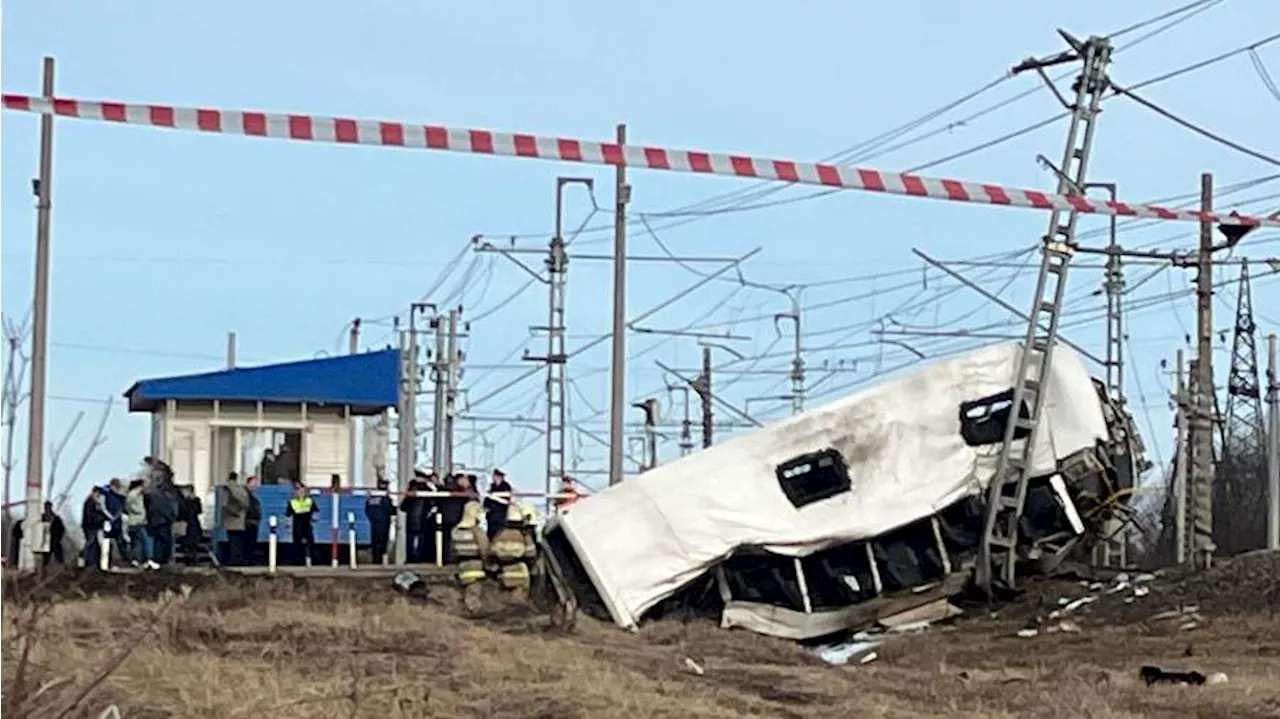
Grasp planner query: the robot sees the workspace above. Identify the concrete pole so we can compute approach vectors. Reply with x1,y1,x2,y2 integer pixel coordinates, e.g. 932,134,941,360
1174,348,1187,564
346,318,360,486
608,124,630,486
443,309,459,476
430,313,447,476
701,346,713,449
1190,172,1217,569
1267,333,1278,550
226,331,237,368
20,57,56,572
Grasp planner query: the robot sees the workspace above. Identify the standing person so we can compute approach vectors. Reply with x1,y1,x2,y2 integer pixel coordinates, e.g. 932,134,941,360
43,501,66,567
420,470,442,563
437,474,469,564
176,485,203,564
221,472,250,567
453,493,489,613
399,477,428,563
484,469,514,542
143,460,181,566
365,477,395,565
259,448,279,485
285,482,317,566
490,502,532,599
244,476,263,565
80,487,109,569
124,479,149,567
105,479,127,564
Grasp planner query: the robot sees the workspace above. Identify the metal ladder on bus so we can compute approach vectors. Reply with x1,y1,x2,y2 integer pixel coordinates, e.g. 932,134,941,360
974,33,1113,597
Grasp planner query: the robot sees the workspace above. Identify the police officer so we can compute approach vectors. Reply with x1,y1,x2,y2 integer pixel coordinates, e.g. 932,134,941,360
285,482,317,566
365,477,395,565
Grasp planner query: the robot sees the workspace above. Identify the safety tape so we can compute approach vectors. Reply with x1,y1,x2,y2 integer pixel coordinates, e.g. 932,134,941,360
3,93,1276,228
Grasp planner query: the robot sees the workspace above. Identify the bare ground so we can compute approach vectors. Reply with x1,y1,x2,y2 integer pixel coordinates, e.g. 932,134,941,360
3,552,1279,718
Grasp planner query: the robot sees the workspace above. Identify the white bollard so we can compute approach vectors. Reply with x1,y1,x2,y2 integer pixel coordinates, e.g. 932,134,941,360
347,512,357,569
267,516,278,575
435,513,444,567
99,521,111,572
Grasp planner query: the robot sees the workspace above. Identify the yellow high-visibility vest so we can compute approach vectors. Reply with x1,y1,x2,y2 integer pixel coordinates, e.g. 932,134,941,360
289,497,314,514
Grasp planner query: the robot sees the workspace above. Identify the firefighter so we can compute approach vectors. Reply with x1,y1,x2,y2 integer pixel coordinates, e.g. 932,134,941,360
518,502,538,571
490,502,531,599
453,494,488,613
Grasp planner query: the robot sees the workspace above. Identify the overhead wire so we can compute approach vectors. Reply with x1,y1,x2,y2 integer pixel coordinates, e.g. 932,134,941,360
1110,83,1280,166
1249,48,1280,102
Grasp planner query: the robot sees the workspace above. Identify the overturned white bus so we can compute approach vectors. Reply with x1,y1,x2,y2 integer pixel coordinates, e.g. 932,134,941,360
539,341,1147,640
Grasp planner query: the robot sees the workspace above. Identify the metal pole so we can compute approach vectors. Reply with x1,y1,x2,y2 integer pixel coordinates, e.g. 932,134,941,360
608,123,629,486
21,57,55,572
225,331,237,368
443,309,459,475
700,346,713,448
1267,333,1278,550
347,318,360,486
430,312,447,476
1191,172,1217,569
1174,348,1188,564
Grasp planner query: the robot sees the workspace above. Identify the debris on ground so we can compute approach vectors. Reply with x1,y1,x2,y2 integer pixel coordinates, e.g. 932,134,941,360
1139,665,1230,687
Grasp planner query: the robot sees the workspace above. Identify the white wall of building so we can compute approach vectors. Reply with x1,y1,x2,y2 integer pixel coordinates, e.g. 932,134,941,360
150,401,354,508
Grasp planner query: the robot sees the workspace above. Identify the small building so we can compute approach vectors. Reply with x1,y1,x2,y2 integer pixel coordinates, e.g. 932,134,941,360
124,350,398,508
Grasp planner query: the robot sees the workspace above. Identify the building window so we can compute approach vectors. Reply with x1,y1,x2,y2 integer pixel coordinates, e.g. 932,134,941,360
959,389,1031,447
775,448,852,508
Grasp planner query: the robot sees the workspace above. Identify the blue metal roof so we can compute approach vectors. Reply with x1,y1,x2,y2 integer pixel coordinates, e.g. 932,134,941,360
125,349,399,414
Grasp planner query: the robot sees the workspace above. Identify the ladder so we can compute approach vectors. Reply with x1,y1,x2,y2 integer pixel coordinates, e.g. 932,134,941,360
974,34,1113,596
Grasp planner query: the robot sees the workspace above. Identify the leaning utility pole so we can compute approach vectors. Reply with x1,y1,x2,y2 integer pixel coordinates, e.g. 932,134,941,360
608,123,630,486
21,57,55,571
1189,173,1217,569
976,32,1110,596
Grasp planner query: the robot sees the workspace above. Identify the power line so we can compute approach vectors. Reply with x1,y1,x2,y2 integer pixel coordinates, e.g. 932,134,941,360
1249,49,1280,102
1111,83,1280,166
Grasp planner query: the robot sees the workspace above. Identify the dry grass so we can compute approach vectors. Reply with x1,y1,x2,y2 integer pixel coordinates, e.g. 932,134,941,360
2,571,1279,718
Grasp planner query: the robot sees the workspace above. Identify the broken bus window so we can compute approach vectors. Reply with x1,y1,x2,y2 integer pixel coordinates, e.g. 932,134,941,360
775,448,852,508
958,388,1031,447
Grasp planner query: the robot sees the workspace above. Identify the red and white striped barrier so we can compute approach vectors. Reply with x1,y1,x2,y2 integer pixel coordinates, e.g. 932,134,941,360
3,93,1275,228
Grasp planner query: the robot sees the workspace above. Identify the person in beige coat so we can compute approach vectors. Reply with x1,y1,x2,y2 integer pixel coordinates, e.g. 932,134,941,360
221,472,251,566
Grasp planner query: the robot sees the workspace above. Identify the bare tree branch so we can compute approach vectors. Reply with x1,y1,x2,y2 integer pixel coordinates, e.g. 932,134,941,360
44,411,84,501
56,398,113,511
3,315,33,512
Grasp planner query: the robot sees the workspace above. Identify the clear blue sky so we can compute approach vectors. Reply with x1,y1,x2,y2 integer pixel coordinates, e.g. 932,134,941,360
2,0,1277,507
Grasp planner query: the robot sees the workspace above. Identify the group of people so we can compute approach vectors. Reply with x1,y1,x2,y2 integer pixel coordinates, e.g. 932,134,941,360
79,457,202,570
364,468,585,609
